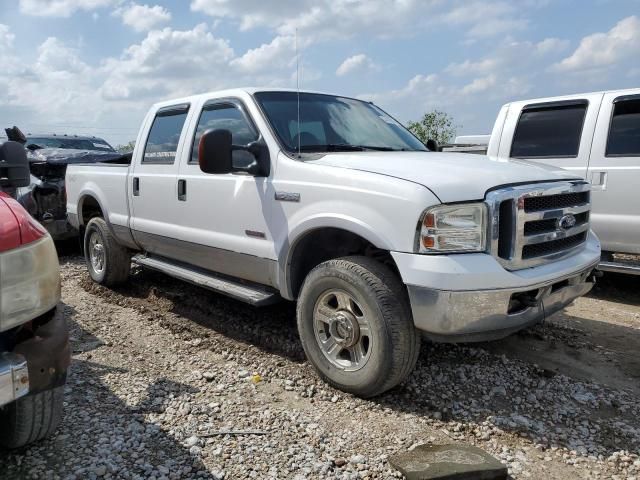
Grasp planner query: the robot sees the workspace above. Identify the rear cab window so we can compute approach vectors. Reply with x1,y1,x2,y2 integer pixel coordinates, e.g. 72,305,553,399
606,95,640,157
143,103,190,164
511,100,588,158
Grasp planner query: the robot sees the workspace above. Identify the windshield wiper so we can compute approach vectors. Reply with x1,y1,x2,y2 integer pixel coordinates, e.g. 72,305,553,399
297,144,412,152
354,145,401,151
298,144,365,152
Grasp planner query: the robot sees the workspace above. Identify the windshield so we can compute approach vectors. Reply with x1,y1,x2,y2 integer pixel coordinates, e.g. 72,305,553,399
27,137,115,152
254,92,427,153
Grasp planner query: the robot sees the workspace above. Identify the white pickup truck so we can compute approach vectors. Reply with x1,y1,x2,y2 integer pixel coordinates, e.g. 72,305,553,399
465,87,639,274
66,88,601,397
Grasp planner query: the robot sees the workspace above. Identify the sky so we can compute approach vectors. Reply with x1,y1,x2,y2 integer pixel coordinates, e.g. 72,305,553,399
0,0,639,147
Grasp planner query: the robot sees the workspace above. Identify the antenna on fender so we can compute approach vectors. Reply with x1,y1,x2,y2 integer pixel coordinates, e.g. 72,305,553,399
296,28,301,158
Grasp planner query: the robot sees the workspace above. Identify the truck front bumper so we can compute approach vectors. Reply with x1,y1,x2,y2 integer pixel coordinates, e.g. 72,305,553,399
407,265,596,342
392,232,601,342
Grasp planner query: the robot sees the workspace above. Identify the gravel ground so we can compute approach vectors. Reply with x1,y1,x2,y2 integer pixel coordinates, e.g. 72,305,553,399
1,250,639,479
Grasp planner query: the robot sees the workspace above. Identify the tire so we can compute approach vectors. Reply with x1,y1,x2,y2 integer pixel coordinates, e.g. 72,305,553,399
84,217,130,286
297,256,420,398
0,387,64,449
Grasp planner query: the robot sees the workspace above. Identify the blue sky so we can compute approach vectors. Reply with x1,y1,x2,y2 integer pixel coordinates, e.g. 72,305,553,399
0,0,639,146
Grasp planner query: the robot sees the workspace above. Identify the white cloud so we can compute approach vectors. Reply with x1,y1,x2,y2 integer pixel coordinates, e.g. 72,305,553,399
0,32,98,127
114,3,172,32
191,0,441,42
36,37,90,74
358,35,573,127
19,0,115,17
100,24,235,101
336,54,378,76
554,16,640,72
440,1,527,38
461,74,497,95
231,35,296,74
0,24,15,49
535,37,569,55
445,58,500,77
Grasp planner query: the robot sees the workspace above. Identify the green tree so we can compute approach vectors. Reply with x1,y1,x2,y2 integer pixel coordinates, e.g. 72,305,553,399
115,141,135,153
407,110,458,145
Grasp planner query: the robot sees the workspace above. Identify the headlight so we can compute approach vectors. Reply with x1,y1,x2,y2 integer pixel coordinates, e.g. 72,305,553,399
417,203,487,253
0,236,60,332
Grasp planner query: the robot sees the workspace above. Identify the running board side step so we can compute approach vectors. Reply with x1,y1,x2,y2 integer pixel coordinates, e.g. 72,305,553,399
598,261,640,276
132,254,280,306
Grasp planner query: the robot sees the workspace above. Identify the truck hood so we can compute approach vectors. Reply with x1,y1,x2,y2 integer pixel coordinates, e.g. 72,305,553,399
308,151,579,203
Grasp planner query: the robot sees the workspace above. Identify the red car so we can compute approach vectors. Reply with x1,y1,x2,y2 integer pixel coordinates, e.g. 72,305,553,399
0,141,69,448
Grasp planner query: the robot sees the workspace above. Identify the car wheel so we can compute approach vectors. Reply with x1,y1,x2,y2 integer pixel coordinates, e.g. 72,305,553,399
0,386,64,449
297,256,420,398
84,217,130,286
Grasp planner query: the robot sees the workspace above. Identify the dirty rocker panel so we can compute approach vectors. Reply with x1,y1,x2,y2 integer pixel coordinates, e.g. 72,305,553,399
132,230,278,288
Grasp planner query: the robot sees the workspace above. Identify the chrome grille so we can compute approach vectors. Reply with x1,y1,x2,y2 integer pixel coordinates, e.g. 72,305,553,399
486,181,591,270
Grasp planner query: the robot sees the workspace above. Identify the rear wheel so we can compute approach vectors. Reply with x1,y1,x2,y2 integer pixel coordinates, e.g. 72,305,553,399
297,256,420,398
0,387,64,449
84,217,130,286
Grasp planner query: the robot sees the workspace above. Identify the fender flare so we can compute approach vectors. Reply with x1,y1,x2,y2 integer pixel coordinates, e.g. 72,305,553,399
277,214,394,300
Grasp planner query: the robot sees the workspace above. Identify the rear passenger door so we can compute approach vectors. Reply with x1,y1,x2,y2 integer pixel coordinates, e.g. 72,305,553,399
129,103,190,258
588,93,640,254
498,96,603,177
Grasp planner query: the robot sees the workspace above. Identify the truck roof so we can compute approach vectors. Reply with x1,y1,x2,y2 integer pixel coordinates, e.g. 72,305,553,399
150,87,354,110
501,86,640,108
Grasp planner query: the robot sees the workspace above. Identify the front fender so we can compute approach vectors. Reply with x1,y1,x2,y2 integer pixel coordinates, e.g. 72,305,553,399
277,214,395,300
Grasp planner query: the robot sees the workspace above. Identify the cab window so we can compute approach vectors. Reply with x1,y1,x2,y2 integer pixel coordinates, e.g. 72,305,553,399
511,101,587,158
606,97,640,157
190,103,258,163
143,104,189,164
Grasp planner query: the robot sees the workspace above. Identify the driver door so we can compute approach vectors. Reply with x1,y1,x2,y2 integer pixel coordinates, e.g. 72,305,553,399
173,98,277,286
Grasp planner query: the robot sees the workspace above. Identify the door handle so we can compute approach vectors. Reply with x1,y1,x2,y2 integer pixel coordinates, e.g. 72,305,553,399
590,171,607,190
133,177,140,196
178,179,187,201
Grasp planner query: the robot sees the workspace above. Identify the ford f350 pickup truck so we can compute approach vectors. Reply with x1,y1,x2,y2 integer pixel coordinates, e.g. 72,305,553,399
66,89,601,397
1,141,69,448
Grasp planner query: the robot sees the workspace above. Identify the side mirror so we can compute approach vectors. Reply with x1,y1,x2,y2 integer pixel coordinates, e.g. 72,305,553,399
0,141,30,189
198,129,270,177
198,129,233,174
426,139,439,152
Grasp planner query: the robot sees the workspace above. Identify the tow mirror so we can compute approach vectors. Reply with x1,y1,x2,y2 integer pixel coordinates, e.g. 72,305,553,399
426,139,439,152
198,129,233,174
199,129,269,177
0,141,30,189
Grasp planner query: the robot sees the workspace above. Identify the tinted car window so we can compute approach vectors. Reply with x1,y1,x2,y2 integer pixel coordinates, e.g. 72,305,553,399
511,102,587,158
190,104,257,163
143,107,189,164
606,97,640,156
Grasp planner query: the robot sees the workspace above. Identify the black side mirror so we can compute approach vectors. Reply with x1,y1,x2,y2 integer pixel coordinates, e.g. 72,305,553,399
0,141,30,189
426,139,439,152
199,129,269,177
198,129,233,174
240,140,269,177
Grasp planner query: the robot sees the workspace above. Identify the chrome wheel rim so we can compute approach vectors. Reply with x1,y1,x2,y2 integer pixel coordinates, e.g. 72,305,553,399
89,231,105,274
313,289,372,371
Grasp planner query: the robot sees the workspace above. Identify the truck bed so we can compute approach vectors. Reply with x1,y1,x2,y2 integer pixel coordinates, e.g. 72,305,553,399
65,162,130,230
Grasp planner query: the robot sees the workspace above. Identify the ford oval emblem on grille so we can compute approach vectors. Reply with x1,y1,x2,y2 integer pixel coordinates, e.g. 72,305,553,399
558,214,577,230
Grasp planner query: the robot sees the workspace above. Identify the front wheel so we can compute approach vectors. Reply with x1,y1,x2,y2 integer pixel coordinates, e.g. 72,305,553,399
297,256,420,398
